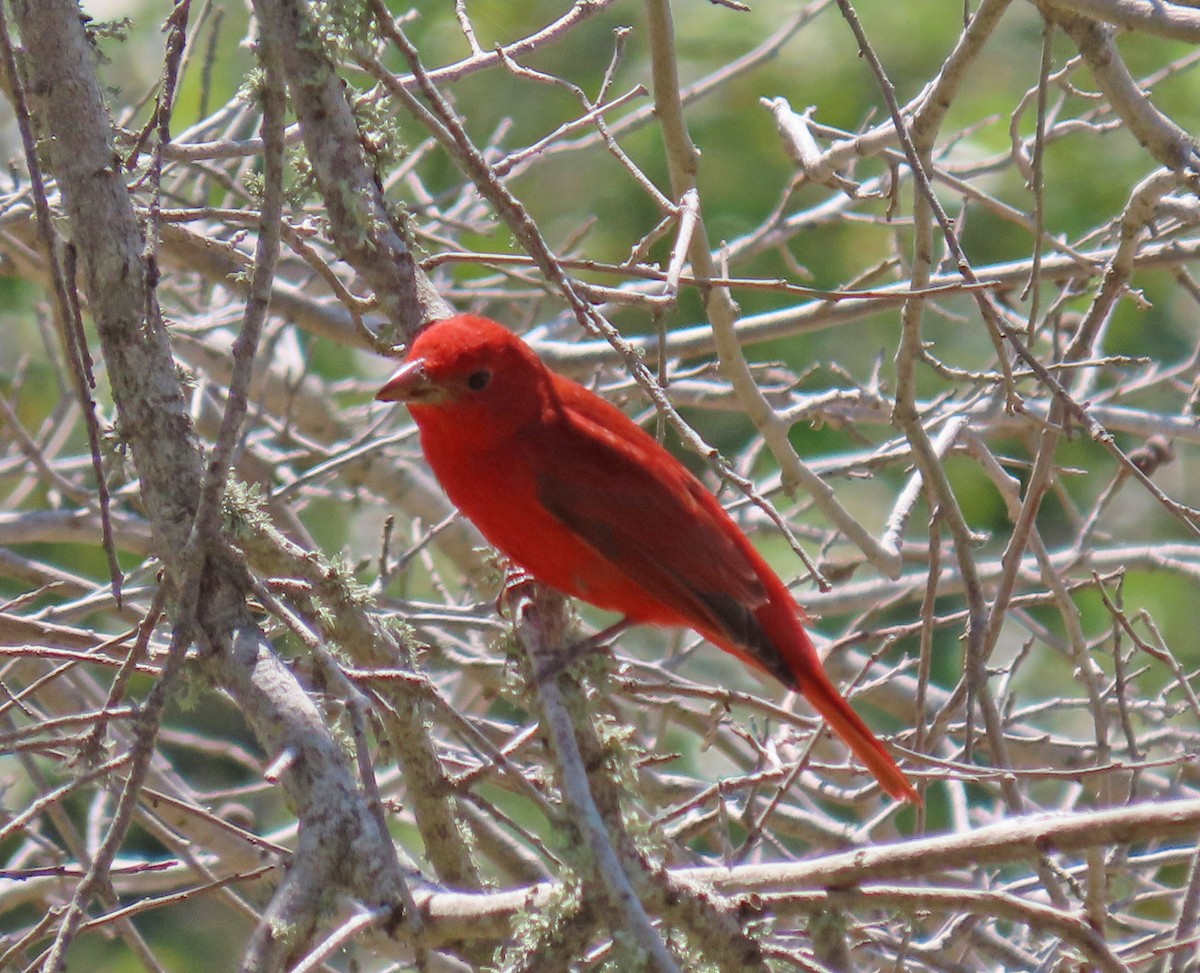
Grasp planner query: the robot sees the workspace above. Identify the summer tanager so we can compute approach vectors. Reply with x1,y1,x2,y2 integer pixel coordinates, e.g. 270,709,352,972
377,314,917,803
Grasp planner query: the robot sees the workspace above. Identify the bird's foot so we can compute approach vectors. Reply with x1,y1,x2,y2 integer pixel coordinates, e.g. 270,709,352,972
495,564,632,683
496,564,538,618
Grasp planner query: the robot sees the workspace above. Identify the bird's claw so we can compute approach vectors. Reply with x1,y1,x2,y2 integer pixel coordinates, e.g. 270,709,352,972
497,563,538,618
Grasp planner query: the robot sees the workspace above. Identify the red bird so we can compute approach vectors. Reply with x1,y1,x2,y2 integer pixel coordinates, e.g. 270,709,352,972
377,314,917,804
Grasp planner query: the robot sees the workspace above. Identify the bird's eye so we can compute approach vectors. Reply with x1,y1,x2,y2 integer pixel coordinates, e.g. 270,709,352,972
466,369,492,391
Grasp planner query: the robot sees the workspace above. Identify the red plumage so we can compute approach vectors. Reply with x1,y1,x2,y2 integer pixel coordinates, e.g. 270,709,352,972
377,314,917,804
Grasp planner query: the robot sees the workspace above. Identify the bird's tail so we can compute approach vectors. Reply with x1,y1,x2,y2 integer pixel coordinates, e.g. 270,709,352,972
799,664,920,805
701,586,920,803
747,597,919,804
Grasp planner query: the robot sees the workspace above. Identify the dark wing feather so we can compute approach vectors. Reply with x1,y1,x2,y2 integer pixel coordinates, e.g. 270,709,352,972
531,374,788,679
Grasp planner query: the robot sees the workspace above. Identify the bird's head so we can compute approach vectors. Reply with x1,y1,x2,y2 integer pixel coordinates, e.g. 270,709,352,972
376,315,552,434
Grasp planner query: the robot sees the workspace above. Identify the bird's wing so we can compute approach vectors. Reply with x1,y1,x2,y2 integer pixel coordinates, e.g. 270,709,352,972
530,375,783,668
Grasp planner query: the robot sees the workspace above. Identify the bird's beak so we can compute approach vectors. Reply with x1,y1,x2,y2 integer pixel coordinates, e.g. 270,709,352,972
376,358,448,405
